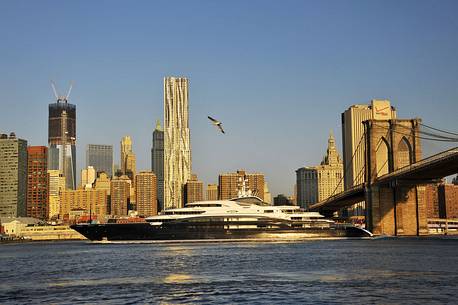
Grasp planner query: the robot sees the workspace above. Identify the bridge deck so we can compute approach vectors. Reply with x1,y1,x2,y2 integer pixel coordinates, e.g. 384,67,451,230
309,147,458,212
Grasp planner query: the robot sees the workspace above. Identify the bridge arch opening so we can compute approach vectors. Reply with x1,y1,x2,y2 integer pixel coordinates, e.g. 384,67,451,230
376,137,390,177
398,136,413,169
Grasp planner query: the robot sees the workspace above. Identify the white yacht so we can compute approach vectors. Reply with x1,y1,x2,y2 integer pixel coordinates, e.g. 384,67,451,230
72,184,371,241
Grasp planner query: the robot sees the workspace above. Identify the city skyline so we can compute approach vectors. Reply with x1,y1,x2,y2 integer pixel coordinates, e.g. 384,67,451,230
1,1,457,196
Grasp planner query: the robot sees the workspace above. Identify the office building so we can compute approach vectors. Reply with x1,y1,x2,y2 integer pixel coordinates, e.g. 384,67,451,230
164,77,191,209
0,133,27,217
152,120,164,211
27,146,48,220
48,169,65,220
86,144,113,177
120,136,136,182
184,174,203,204
48,94,76,190
110,175,131,216
218,170,265,200
135,172,157,217
81,166,96,189
296,132,344,209
341,100,396,216
206,184,218,201
296,167,318,209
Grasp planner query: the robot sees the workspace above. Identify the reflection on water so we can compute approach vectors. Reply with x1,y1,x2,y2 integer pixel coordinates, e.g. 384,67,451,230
1,238,458,304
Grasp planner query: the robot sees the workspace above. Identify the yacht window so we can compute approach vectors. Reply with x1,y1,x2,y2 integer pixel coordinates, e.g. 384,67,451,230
264,210,274,213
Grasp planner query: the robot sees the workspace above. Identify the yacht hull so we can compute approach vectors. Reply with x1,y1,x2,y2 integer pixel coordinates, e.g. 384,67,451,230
71,222,371,241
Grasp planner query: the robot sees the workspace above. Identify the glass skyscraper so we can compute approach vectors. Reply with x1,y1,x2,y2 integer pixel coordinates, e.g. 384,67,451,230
86,144,113,177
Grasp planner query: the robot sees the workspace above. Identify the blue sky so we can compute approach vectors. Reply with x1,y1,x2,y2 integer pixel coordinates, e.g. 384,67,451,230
1,0,457,196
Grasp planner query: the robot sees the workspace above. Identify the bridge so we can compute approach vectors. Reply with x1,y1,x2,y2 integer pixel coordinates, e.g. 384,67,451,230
309,119,458,236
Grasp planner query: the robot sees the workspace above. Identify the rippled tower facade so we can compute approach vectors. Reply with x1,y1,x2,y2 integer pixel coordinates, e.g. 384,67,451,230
48,100,76,190
164,77,191,209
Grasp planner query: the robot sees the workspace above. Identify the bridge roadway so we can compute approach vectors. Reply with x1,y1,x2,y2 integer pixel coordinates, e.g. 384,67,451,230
309,147,458,212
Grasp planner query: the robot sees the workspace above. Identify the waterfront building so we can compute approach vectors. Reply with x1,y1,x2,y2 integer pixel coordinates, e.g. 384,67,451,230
206,184,218,201
27,146,48,220
296,132,344,209
59,188,107,220
0,133,28,217
48,169,65,220
48,96,76,190
151,120,164,211
164,77,191,209
120,136,136,182
341,100,396,216
135,172,157,217
110,175,131,216
218,170,265,200
81,166,96,189
86,144,113,177
184,174,203,204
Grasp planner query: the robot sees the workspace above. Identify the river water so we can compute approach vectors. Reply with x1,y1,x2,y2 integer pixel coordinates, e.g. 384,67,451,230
1,238,457,304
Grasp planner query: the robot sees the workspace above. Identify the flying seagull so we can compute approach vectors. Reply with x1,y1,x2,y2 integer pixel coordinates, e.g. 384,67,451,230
208,116,225,134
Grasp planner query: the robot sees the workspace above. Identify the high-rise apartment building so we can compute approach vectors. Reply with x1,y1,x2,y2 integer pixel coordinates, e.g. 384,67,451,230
264,183,272,205
152,120,164,211
27,146,48,220
48,94,76,190
110,175,131,216
218,170,265,201
206,184,218,201
120,136,136,182
296,132,344,209
164,77,191,209
60,188,108,220
0,133,28,217
341,100,396,216
135,172,157,217
86,144,113,177
48,169,65,219
184,174,203,204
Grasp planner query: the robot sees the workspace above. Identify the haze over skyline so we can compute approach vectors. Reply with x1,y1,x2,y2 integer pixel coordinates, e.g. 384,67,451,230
1,0,457,196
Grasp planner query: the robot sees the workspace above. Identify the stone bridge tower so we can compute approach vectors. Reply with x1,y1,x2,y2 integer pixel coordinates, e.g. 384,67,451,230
364,119,428,236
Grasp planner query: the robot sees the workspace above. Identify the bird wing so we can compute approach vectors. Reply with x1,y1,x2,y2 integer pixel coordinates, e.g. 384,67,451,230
218,124,225,134
208,116,219,123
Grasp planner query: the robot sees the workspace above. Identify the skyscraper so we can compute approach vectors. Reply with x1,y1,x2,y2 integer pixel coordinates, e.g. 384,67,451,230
152,120,164,211
296,132,344,209
0,133,27,217
164,77,191,209
120,136,136,182
48,87,76,190
135,171,157,217
27,146,48,220
341,100,396,216
86,144,113,177
184,174,203,204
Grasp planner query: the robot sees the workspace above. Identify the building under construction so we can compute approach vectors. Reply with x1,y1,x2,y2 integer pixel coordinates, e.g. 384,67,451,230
48,81,77,190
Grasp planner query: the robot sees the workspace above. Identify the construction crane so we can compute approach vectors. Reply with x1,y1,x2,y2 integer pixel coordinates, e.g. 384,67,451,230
51,80,74,103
